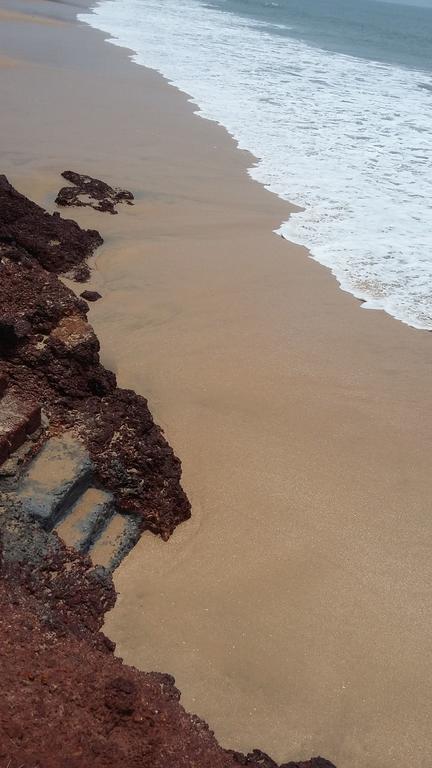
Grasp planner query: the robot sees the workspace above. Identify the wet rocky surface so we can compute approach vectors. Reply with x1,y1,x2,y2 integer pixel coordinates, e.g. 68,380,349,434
0,176,190,540
56,170,134,214
0,173,102,281
0,176,336,768
231,752,336,768
81,289,102,302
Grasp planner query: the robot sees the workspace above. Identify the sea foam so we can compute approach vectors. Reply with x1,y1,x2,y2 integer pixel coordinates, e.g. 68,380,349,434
79,0,432,329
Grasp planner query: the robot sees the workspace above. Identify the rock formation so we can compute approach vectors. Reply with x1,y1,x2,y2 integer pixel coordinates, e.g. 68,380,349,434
0,173,102,280
80,289,102,302
56,170,134,214
0,176,336,768
0,176,190,542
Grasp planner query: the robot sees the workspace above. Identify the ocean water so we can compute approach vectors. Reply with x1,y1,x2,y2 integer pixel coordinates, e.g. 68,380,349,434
80,0,432,329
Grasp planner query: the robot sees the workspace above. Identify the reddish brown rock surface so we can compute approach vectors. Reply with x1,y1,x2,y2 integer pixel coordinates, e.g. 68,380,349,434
81,289,102,302
0,176,190,539
56,170,134,214
0,510,335,768
0,389,41,465
0,174,102,280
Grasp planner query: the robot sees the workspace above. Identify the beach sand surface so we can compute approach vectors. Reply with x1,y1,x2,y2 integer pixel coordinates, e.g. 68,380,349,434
1,3,431,766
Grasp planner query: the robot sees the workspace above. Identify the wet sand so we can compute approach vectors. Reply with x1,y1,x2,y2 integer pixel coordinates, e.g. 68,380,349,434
1,2,431,766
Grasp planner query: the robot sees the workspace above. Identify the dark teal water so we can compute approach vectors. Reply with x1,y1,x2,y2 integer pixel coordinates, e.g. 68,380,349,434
206,0,432,71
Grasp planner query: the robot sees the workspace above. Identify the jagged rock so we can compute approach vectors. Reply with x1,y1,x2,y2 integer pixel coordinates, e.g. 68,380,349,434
281,759,337,768
231,750,279,767
0,501,115,640
231,752,337,768
80,289,102,302
0,173,102,279
49,315,100,364
0,374,8,396
0,178,190,539
0,391,41,466
56,170,134,215
78,387,190,539
0,257,88,346
0,437,10,466
0,316,32,349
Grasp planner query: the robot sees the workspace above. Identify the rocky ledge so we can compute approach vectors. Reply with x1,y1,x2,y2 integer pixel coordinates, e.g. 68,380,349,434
0,175,336,768
0,174,190,543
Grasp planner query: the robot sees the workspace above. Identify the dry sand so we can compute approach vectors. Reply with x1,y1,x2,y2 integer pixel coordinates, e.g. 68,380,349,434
1,2,431,766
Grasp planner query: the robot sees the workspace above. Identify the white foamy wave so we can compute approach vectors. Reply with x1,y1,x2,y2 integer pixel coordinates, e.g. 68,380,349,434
79,0,432,329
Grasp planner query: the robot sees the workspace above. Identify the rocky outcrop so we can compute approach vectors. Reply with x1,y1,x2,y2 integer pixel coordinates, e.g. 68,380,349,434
230,750,336,768
80,289,102,302
0,174,102,280
0,390,41,464
56,170,134,214
0,176,336,768
0,176,190,540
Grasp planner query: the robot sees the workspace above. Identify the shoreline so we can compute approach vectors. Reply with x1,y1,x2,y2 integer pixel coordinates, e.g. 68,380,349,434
80,0,432,332
1,2,432,767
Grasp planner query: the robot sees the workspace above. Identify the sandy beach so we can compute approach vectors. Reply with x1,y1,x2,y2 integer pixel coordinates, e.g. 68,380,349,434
1,2,431,766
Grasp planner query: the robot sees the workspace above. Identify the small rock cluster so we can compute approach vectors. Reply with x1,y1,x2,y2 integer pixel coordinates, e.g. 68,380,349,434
56,170,134,214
